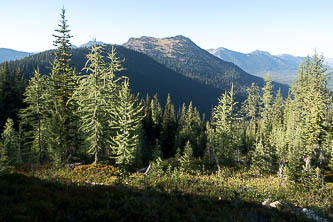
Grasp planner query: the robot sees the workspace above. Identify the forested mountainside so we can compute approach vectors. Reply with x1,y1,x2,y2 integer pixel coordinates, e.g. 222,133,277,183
0,48,31,63
6,45,222,115
123,35,289,97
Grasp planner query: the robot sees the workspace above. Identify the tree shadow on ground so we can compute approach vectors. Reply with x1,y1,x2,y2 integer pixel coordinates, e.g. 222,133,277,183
0,173,315,222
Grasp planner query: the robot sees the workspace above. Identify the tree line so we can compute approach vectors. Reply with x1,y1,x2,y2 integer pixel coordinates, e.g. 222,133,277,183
1,9,332,184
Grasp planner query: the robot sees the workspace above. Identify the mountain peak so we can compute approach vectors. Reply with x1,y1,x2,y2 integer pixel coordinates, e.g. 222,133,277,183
79,41,104,48
125,35,193,45
123,35,199,59
250,50,271,56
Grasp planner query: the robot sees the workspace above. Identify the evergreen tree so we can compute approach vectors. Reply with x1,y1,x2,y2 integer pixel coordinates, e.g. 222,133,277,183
252,74,276,173
271,89,284,128
251,138,273,175
46,8,79,164
0,62,26,129
212,84,239,164
183,140,193,157
204,122,220,172
0,141,12,175
152,139,162,161
110,80,144,168
260,74,274,145
74,44,124,164
179,140,193,172
1,118,21,165
20,69,48,164
160,94,177,158
243,82,261,138
284,54,331,181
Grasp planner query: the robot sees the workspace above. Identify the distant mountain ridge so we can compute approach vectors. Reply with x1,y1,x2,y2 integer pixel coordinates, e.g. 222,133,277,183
0,48,31,63
79,41,104,48
208,47,306,85
6,44,222,114
123,35,289,99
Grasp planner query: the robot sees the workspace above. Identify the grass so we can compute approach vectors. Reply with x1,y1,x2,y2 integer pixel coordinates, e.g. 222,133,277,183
0,160,332,221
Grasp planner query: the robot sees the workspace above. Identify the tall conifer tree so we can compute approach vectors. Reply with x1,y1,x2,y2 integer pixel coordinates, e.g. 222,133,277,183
74,44,124,164
109,80,144,168
20,69,48,164
160,94,177,158
46,8,79,164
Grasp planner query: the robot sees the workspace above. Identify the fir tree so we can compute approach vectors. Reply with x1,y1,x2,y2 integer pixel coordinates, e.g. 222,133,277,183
46,8,79,164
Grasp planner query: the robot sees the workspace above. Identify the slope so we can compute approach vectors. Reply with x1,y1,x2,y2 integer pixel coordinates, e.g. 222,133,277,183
123,35,289,98
0,48,31,63
7,45,221,114
208,47,306,85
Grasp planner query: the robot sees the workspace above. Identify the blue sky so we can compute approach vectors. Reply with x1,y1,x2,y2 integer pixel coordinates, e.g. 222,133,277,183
1,0,333,57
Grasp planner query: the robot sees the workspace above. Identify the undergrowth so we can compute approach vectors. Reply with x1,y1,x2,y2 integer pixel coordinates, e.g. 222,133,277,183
1,160,332,221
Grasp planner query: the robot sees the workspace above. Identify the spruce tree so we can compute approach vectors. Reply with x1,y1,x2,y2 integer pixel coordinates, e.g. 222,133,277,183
109,80,144,168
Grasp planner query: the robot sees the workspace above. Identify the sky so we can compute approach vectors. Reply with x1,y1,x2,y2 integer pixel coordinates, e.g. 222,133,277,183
1,0,333,57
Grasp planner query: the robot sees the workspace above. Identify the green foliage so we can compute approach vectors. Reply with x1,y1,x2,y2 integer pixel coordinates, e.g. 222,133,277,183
7,163,332,222
74,44,124,164
19,69,48,164
0,141,12,175
46,8,80,165
0,62,26,129
1,118,21,165
160,94,177,158
284,54,332,181
212,84,241,164
152,139,162,161
178,141,193,173
110,80,144,168
243,82,261,137
251,138,274,175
